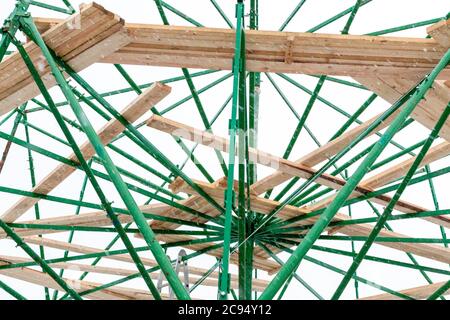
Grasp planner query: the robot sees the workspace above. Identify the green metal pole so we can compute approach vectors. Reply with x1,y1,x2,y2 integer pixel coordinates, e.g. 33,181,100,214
22,111,50,300
217,0,245,300
0,218,82,300
19,16,190,300
14,35,164,300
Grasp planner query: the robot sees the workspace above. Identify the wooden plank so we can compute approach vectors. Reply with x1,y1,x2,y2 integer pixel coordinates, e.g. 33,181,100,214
147,115,450,227
172,178,450,267
0,255,267,292
0,3,131,115
0,203,168,239
362,142,450,189
0,83,171,223
359,281,449,300
427,18,450,49
96,23,450,79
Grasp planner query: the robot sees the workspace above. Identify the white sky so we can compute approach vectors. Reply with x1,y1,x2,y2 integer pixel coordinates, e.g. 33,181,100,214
0,0,449,300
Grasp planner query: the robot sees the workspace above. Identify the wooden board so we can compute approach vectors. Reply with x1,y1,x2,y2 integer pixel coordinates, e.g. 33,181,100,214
147,115,450,228
32,17,450,79
0,3,131,115
98,23,450,79
0,83,171,223
0,261,158,300
23,236,269,291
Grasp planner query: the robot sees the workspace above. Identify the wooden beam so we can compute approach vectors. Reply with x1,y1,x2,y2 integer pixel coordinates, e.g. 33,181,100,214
0,255,267,292
304,141,450,228
97,23,450,79
0,261,158,300
31,17,450,78
427,18,450,49
172,178,450,267
359,281,449,300
0,203,166,239
0,3,131,114
22,236,269,291
147,115,450,228
0,83,171,223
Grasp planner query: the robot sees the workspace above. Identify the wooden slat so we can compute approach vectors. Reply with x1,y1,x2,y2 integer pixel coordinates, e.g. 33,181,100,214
0,3,131,114
0,83,171,223
303,141,450,228
0,203,167,239
359,281,449,300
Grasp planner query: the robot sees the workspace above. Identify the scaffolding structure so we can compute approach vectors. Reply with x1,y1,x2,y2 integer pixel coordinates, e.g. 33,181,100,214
0,0,449,300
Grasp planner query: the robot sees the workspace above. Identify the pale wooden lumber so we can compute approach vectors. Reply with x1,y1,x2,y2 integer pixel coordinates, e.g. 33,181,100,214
0,82,171,223
0,3,131,114
303,141,450,228
172,178,450,267
0,255,267,291
427,18,450,49
147,115,449,227
22,236,269,290
100,24,450,79
0,262,157,300
31,17,450,78
359,281,449,300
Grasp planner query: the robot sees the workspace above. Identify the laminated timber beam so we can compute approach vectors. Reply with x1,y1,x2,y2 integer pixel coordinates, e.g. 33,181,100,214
32,17,450,80
0,203,167,239
0,83,171,223
0,3,131,114
147,115,450,228
99,24,450,80
359,281,449,300
171,177,450,268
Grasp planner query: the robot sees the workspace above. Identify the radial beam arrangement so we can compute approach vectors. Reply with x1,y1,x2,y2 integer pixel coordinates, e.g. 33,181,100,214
0,0,449,301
